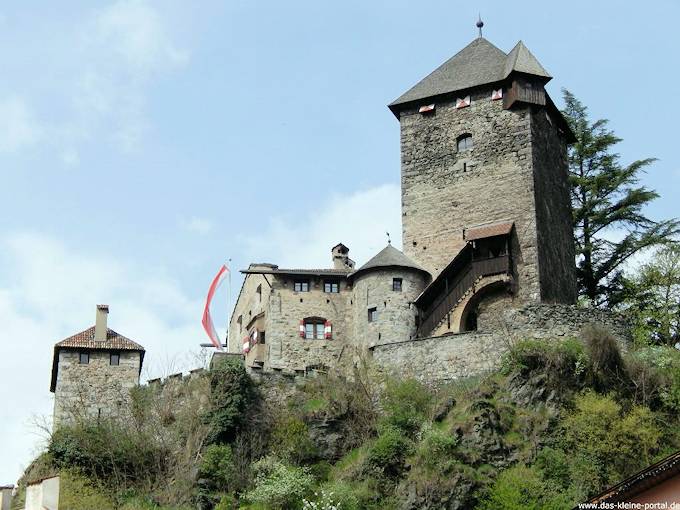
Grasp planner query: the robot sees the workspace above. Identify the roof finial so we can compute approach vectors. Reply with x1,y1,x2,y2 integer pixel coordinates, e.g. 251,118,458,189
476,14,484,38
386,232,391,245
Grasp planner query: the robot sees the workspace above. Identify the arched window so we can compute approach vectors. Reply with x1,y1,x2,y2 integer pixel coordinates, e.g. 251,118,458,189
457,133,473,152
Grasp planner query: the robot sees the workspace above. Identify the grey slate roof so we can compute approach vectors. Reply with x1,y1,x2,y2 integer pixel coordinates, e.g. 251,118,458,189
351,244,429,278
503,41,551,80
241,267,352,277
389,37,551,110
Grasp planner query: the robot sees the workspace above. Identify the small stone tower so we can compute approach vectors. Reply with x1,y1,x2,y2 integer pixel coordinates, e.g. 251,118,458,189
350,244,430,348
390,36,577,306
50,305,145,430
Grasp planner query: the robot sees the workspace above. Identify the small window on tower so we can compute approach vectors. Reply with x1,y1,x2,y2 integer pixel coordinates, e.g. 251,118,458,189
368,307,378,323
457,134,473,152
79,352,89,365
393,278,403,292
110,352,120,366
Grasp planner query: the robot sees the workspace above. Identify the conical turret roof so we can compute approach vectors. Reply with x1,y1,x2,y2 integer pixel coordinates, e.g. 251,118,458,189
351,244,428,279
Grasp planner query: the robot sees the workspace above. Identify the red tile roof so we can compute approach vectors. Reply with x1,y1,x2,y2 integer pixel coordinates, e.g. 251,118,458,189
51,326,144,393
56,326,145,351
465,221,514,241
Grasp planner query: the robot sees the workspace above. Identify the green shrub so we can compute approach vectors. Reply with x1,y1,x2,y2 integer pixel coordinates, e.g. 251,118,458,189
366,427,413,479
48,421,166,486
196,443,236,506
380,378,432,436
582,325,626,391
560,392,661,490
412,426,459,473
58,469,116,510
243,457,314,509
205,357,256,444
270,416,316,465
502,338,587,380
477,465,572,510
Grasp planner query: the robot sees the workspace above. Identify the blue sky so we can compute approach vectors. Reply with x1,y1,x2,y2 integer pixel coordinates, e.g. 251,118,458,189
1,0,679,484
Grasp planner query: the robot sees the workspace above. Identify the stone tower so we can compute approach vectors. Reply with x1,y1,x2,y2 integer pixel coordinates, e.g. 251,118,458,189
349,244,430,348
390,36,577,306
50,305,145,429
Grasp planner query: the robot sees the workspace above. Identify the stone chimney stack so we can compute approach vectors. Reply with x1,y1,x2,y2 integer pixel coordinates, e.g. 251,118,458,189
94,304,109,341
332,243,355,270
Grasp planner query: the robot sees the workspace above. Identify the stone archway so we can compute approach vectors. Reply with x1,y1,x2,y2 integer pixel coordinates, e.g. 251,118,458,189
452,275,512,333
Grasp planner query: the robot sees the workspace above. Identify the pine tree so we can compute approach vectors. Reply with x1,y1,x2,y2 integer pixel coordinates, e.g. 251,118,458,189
561,89,680,306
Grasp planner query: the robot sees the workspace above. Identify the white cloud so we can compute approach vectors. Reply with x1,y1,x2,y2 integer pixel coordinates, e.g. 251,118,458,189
0,96,41,153
179,216,214,235
0,232,205,485
94,0,189,72
242,184,402,269
0,1,188,159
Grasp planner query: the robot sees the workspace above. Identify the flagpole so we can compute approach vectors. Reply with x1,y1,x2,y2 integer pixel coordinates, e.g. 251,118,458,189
226,258,232,350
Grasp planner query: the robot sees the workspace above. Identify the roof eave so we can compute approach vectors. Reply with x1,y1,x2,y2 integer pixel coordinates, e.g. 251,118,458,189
388,80,507,119
349,263,430,281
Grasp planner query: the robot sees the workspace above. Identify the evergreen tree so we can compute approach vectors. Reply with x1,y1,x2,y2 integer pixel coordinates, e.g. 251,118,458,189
561,89,680,306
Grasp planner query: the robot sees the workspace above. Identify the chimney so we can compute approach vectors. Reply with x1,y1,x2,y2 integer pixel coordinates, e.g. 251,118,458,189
331,243,355,270
95,304,109,341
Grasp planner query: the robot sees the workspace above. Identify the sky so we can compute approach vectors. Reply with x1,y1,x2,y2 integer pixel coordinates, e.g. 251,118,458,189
1,0,679,484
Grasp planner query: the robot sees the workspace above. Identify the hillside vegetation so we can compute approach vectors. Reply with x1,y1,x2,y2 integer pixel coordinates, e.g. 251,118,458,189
14,326,680,509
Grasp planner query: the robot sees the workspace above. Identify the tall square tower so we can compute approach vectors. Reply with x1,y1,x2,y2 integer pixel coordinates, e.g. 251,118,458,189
390,36,576,304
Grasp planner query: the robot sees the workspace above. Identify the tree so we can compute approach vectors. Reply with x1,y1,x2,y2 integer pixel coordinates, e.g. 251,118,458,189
561,90,680,306
622,244,680,346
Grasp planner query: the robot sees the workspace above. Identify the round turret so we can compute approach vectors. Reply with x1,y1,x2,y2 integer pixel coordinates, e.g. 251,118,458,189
350,244,430,348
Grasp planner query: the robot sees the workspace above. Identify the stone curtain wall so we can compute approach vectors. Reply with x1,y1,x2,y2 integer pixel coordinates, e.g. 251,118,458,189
265,275,351,372
530,108,577,303
351,269,429,348
370,304,630,384
399,90,542,303
53,350,141,429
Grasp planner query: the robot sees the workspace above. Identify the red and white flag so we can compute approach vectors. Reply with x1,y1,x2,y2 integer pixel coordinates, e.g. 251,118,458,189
202,264,230,350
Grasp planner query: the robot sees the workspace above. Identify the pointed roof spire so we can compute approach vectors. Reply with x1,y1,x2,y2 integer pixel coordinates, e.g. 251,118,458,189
503,40,551,80
476,15,484,38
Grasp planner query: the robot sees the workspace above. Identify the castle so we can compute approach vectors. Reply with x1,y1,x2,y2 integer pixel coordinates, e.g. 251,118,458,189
227,34,626,379
50,33,628,429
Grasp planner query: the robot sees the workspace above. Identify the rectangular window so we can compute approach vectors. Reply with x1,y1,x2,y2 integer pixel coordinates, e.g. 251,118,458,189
294,280,309,292
324,282,339,293
110,352,120,366
368,307,378,323
393,278,403,292
304,322,325,339
79,352,89,364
